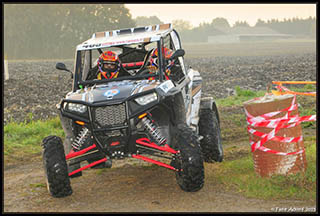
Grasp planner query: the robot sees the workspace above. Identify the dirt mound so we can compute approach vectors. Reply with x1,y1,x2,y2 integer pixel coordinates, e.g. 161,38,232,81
3,53,316,124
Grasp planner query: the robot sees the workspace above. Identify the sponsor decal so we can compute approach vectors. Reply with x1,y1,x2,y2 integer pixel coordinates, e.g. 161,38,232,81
103,89,120,99
82,43,101,49
102,38,144,47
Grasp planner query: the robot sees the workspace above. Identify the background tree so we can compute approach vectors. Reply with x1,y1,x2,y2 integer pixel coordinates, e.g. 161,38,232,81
210,17,231,30
233,21,250,28
4,4,136,60
254,19,267,27
310,20,316,38
180,21,225,43
258,16,316,36
172,19,193,32
134,16,163,26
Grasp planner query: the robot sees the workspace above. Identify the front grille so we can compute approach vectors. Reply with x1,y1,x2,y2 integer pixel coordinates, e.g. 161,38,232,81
94,103,127,127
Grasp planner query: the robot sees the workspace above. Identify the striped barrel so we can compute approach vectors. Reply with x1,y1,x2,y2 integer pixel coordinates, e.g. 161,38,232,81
243,94,307,177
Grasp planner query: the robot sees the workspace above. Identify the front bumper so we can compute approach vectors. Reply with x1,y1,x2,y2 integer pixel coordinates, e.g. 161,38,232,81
59,89,162,157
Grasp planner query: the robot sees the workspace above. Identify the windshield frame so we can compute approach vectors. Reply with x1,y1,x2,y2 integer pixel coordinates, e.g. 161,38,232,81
73,39,165,91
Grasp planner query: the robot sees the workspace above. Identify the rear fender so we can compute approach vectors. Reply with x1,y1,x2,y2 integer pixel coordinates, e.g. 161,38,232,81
200,97,220,124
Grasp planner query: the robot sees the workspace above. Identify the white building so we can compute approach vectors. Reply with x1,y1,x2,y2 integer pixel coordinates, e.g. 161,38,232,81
208,27,292,43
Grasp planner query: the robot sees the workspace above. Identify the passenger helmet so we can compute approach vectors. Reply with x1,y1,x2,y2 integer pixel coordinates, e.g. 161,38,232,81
150,47,173,68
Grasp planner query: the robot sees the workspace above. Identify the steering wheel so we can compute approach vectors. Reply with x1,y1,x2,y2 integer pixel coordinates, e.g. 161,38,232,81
136,48,155,75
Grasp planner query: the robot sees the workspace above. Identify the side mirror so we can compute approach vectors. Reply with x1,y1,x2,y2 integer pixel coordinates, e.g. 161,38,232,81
56,62,70,71
170,49,185,60
56,62,73,78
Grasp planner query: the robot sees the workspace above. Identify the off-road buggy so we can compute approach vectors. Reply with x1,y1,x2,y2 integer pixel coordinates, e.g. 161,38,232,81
42,23,223,198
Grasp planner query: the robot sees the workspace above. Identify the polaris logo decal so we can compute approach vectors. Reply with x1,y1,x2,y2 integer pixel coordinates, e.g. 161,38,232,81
104,89,120,99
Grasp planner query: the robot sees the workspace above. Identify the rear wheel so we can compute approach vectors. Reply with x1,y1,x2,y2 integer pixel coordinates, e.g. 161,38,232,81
42,136,72,198
199,108,223,162
172,124,204,192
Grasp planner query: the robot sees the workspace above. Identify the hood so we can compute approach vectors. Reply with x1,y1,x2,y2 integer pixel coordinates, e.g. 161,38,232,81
66,80,160,104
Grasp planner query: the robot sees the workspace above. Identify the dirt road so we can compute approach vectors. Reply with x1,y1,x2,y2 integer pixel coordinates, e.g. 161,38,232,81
4,153,316,213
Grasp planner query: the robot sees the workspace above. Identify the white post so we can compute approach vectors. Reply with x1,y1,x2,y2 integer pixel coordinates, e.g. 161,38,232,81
4,54,9,80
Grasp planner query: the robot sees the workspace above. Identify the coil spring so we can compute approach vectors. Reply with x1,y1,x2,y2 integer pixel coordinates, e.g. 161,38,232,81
141,116,167,146
72,127,90,151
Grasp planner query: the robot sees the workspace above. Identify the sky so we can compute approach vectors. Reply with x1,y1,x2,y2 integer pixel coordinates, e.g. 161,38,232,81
125,4,316,27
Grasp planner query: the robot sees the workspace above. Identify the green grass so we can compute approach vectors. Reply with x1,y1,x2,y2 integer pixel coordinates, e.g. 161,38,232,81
29,183,46,188
207,140,316,201
289,84,316,93
215,87,265,143
4,115,64,159
216,86,266,107
219,113,248,143
216,86,316,130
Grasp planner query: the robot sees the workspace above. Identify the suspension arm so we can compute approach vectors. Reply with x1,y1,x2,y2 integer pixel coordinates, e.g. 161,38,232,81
132,154,178,171
68,158,107,176
65,144,97,160
136,138,178,154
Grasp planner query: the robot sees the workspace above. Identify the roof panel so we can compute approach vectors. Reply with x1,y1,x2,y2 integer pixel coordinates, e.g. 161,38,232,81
77,23,172,51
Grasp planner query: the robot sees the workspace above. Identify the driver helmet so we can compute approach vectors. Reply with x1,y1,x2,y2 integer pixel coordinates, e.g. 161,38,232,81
98,51,120,79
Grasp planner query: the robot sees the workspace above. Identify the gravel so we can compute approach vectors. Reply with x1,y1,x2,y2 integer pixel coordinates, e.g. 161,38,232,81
3,53,316,124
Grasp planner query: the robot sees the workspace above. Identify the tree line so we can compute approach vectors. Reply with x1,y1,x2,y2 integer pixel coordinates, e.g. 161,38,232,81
4,4,316,60
135,16,316,42
176,17,316,42
4,4,135,60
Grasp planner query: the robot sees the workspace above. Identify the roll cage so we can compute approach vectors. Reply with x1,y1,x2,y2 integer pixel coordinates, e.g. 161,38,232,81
71,24,186,92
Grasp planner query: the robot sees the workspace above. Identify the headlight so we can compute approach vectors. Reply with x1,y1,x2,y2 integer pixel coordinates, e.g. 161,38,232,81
135,93,158,105
67,103,87,113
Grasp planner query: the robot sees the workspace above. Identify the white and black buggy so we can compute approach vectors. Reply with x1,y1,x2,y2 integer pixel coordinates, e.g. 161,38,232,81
42,23,223,197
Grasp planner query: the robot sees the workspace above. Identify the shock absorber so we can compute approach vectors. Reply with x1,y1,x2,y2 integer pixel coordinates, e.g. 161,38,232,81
141,116,167,146
72,127,90,151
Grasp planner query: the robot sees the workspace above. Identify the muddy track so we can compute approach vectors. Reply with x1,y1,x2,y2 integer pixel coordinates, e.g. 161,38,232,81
4,139,316,213
3,159,315,212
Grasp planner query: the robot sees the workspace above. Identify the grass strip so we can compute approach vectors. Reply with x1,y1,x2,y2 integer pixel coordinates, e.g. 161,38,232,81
206,140,316,201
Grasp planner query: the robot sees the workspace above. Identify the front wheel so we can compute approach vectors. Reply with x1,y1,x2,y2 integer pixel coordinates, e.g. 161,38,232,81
171,124,204,192
42,136,72,198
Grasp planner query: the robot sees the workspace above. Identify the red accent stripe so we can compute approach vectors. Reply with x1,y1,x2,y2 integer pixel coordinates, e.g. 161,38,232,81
136,138,177,154
122,61,144,68
68,158,107,176
132,154,178,171
65,144,96,160
110,141,120,146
